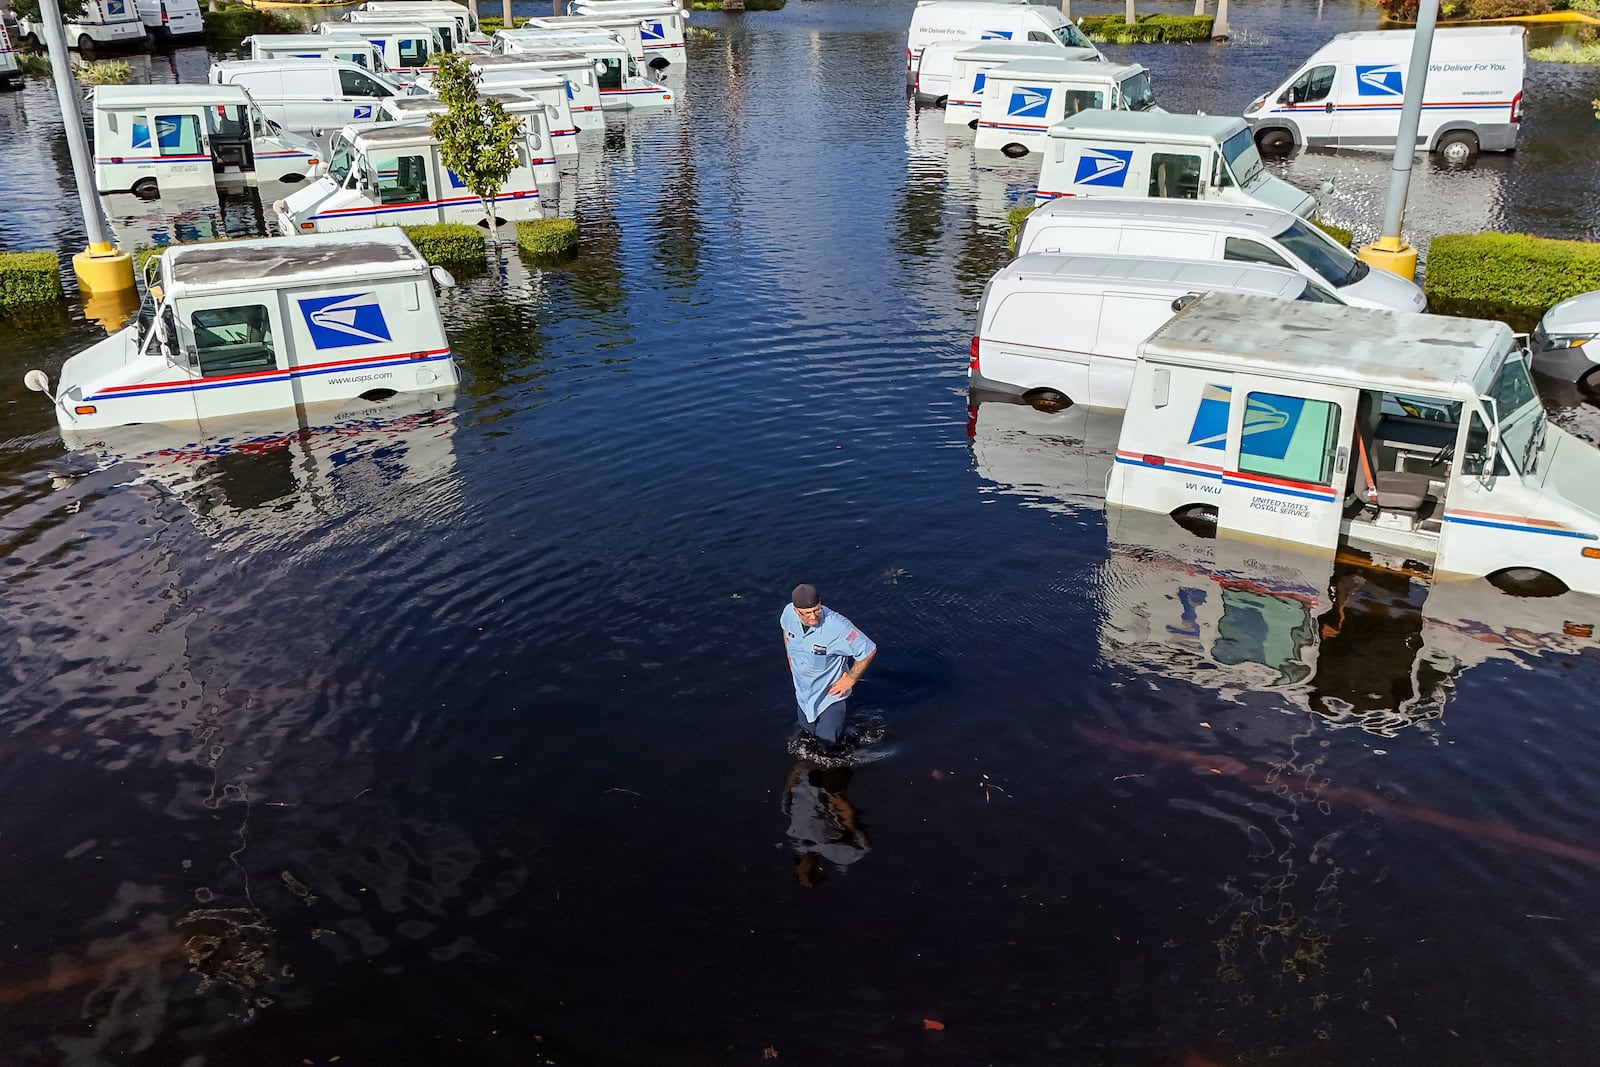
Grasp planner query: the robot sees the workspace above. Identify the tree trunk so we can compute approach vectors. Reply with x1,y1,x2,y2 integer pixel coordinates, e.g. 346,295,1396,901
1124,0,1135,26
502,0,513,30
1213,0,1229,38
483,197,501,250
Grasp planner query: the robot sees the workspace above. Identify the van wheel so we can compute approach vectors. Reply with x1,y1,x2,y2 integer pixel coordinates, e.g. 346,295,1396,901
1255,128,1294,156
1001,142,1029,159
279,173,304,184
24,33,41,49
1171,504,1219,539
1022,388,1071,412
934,95,948,107
476,216,509,229
359,388,398,402
1436,131,1479,164
77,34,93,52
1487,567,1568,598
131,177,159,200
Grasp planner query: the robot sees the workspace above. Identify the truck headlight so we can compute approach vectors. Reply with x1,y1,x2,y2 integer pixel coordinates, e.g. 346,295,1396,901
1544,333,1596,351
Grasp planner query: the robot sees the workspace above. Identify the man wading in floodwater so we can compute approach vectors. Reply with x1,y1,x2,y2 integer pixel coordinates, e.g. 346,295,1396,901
781,584,877,755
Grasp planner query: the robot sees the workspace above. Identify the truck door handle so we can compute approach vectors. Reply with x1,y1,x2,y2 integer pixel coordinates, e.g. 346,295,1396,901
1324,101,1335,113
1335,446,1348,475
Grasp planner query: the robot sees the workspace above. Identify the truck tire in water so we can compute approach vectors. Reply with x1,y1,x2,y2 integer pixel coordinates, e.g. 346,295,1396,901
1001,142,1029,159
1255,128,1294,156
1436,131,1479,164
1487,567,1568,598
131,178,159,200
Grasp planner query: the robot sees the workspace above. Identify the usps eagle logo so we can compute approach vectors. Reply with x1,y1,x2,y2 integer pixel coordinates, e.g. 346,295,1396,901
353,104,373,119
1073,147,1133,187
1007,86,1051,119
1356,64,1404,97
642,20,665,41
298,293,392,350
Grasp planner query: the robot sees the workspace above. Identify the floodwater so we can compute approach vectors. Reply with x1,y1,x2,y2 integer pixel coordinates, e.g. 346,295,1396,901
4,1,1600,1063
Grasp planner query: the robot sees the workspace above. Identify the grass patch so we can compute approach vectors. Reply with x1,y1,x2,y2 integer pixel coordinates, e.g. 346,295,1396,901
516,217,578,258
17,53,51,77
402,223,487,265
72,58,133,84
0,251,64,310
1424,232,1600,331
1079,13,1215,43
1312,220,1353,249
1530,42,1600,62
202,2,302,39
1006,205,1035,255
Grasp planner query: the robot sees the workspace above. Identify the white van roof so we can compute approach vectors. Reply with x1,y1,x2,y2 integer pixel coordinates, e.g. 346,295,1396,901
1142,293,1509,393
936,41,1056,61
213,57,376,76
1048,110,1245,144
999,253,1310,301
350,120,438,149
1029,197,1301,237
1310,25,1524,61
916,0,1032,9
163,229,428,299
333,21,439,34
986,57,1141,82
244,33,374,48
94,83,253,107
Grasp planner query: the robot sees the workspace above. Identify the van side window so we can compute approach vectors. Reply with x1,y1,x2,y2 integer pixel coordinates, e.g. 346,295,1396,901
1027,30,1052,42
154,114,201,157
341,69,392,97
1224,237,1293,269
375,153,430,204
595,58,622,90
398,37,430,67
1284,65,1335,105
1148,152,1201,200
1238,392,1340,486
1062,89,1103,116
339,51,371,69
191,305,277,377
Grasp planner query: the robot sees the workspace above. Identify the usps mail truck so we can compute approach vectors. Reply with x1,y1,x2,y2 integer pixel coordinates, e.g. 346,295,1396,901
343,9,465,55
906,0,1099,86
1244,27,1526,162
941,40,1062,124
380,84,580,159
314,21,443,75
521,16,648,69
0,16,22,89
246,34,391,73
974,58,1157,158
566,0,688,67
1035,112,1318,218
360,1,484,45
415,53,606,120
19,0,147,51
491,30,671,109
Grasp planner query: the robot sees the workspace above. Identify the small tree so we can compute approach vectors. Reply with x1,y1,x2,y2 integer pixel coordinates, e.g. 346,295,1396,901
429,54,522,246
12,0,90,22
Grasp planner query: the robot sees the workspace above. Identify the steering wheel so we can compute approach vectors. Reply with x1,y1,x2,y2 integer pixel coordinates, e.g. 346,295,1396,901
1429,444,1455,468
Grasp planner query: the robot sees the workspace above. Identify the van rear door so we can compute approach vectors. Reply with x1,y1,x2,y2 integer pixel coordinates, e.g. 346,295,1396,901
1216,374,1355,549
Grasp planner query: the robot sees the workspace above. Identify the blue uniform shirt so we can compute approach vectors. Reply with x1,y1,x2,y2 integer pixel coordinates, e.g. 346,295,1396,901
781,604,877,723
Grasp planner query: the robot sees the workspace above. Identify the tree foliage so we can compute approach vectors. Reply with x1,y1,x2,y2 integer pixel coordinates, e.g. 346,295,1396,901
11,0,91,26
428,54,522,244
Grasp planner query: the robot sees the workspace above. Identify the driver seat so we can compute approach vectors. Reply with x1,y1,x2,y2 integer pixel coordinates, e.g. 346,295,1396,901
1352,394,1432,513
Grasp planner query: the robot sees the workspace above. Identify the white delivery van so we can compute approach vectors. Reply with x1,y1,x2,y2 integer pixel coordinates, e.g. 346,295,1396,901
1107,293,1600,596
273,121,550,234
974,58,1157,158
1014,199,1426,313
566,0,688,67
92,84,321,198
381,84,579,158
906,0,1099,86
1529,290,1600,385
942,41,1078,125
454,53,604,121
917,38,1053,109
315,21,442,74
19,0,146,51
492,31,671,108
0,15,22,90
969,253,1341,411
521,16,647,69
1035,111,1318,218
135,0,201,40
1244,27,1525,163
246,34,391,73
361,1,484,45
22,230,460,432
343,9,463,55
212,59,408,133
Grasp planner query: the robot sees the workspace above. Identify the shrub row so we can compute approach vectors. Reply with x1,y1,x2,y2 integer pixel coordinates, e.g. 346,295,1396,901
1006,205,1035,255
202,3,302,39
402,223,487,264
1312,220,1354,249
0,251,63,310
1424,232,1600,331
1377,0,1596,21
1079,13,1214,43
687,0,786,10
516,217,579,258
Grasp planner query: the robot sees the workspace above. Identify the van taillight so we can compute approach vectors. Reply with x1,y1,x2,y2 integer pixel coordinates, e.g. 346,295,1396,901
160,2,168,20
969,336,980,372
1510,91,1522,122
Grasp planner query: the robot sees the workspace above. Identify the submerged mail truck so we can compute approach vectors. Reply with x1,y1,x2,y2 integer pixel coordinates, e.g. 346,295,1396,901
23,230,460,431
18,0,146,51
273,122,551,234
314,20,443,74
566,0,688,67
1035,112,1318,218
92,84,321,198
969,254,1341,412
491,30,670,108
1107,294,1600,596
940,40,1062,124
1244,27,1525,162
973,58,1157,158
380,84,579,158
245,33,390,72
906,0,1099,85
521,16,647,68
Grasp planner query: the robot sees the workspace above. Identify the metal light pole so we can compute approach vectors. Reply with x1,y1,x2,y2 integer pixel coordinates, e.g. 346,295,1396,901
1355,0,1440,281
38,0,134,297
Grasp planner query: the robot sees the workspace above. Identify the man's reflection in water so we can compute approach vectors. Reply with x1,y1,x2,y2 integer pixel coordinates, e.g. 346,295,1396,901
782,763,871,888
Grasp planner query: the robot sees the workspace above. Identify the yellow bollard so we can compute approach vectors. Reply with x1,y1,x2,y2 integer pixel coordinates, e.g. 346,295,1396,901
71,241,136,297
1356,234,1419,282
80,285,142,335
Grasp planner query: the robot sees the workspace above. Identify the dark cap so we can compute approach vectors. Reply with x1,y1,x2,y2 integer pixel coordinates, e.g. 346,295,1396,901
791,583,820,609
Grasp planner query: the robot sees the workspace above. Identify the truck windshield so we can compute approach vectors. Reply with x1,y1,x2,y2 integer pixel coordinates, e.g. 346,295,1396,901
1220,128,1263,187
1488,354,1546,474
1051,21,1095,50
1275,218,1367,288
1118,71,1155,112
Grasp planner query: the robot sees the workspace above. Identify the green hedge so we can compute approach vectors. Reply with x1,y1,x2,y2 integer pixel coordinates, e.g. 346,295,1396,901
1079,13,1214,43
1312,220,1353,249
516,217,578,258
1006,205,1036,255
0,251,63,310
202,3,302,39
687,0,786,9
1424,232,1600,331
402,223,486,265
